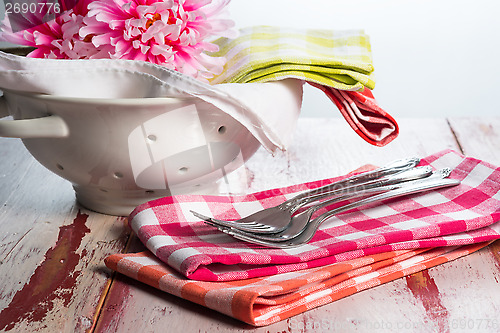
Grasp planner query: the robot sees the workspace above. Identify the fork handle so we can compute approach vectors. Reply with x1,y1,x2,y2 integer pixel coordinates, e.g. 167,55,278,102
317,178,460,224
282,177,462,248
307,167,450,213
292,165,435,211
290,157,421,203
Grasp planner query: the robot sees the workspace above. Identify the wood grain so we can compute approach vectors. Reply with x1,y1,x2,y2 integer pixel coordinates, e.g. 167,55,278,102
0,139,132,331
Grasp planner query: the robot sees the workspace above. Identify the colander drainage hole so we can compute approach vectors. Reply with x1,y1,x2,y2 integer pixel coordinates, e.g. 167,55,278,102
178,167,188,174
56,163,64,170
218,126,226,134
147,134,157,143
145,190,155,194
113,172,124,179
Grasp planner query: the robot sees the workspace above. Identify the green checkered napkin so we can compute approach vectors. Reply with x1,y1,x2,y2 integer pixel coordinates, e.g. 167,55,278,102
209,25,375,91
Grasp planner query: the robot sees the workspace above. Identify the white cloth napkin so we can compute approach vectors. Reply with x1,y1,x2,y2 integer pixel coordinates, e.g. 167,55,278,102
0,51,303,153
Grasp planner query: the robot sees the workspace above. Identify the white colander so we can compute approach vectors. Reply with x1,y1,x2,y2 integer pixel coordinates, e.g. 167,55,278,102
0,89,262,215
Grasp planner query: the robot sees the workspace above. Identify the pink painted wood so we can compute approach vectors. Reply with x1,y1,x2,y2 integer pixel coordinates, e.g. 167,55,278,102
0,118,499,332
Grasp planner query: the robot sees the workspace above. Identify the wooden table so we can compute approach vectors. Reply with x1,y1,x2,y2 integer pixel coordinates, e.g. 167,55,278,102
0,117,499,332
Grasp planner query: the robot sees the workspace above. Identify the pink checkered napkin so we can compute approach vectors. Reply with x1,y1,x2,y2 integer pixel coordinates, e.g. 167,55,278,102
128,150,500,281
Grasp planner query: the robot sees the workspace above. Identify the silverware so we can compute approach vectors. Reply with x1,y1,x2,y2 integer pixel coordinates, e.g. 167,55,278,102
211,169,460,248
195,165,433,234
191,157,421,234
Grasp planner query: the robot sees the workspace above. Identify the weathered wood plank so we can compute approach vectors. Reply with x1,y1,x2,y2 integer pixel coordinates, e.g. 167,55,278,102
0,138,37,205
447,117,500,164
243,117,460,192
0,138,132,332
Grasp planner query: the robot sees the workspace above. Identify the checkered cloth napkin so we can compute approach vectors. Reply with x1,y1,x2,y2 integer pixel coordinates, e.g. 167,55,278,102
208,26,399,146
108,150,500,283
105,243,491,326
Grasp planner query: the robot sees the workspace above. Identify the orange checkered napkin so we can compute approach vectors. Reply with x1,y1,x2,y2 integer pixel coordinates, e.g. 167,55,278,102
105,242,490,326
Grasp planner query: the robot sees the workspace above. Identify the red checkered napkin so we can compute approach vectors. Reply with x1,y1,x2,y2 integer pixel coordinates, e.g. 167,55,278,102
105,242,491,326
126,150,500,281
310,83,399,146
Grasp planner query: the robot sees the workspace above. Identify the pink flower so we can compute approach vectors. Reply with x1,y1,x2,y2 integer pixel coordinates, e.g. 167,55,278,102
80,0,235,79
1,0,235,80
0,0,106,59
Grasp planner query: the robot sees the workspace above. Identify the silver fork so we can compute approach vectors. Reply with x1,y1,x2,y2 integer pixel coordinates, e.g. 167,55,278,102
213,169,460,248
191,157,421,234
196,165,433,234
218,167,451,241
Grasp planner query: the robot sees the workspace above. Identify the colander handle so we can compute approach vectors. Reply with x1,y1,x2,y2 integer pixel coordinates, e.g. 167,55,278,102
0,95,69,138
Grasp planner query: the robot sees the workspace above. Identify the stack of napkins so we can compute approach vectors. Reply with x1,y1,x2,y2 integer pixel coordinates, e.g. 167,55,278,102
209,26,399,146
105,150,500,325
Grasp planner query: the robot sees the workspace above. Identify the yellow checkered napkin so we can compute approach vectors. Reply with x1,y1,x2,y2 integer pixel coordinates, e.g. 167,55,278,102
209,25,375,91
